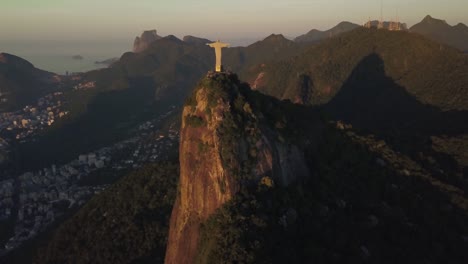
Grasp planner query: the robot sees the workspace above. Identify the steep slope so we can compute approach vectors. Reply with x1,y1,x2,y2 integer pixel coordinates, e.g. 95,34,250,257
99,33,305,107
23,72,468,264
256,28,468,110
28,162,179,264
223,34,306,79
165,73,323,264
18,33,308,171
164,73,468,264
133,30,163,53
411,15,468,51
295,21,360,43
253,27,468,207
0,53,57,111
114,35,214,101
18,35,213,170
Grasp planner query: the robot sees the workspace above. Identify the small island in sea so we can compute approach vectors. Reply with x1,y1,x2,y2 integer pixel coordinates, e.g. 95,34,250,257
72,55,83,60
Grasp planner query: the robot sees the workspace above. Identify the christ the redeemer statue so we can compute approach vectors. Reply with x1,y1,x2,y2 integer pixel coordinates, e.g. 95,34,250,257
207,40,229,72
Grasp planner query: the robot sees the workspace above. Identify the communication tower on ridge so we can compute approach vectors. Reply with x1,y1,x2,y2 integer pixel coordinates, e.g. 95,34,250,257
363,1,403,31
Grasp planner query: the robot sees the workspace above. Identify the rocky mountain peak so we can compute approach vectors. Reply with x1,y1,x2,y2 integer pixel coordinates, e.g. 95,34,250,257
422,15,448,25
455,22,468,30
264,33,288,42
133,29,163,53
411,15,468,51
161,35,183,43
423,15,433,21
164,72,315,263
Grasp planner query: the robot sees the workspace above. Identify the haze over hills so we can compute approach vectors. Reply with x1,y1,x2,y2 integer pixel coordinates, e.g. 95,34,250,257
411,15,468,51
224,34,305,77
294,21,360,43
0,53,58,111
33,72,468,264
2,14,468,264
251,28,468,215
133,30,163,53
255,28,468,111
14,33,307,171
295,15,468,52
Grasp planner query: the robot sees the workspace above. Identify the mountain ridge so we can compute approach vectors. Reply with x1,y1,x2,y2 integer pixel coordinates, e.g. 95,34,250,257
295,21,360,43
251,27,468,192
165,72,321,263
133,30,163,53
0,53,57,111
255,28,468,111
411,15,468,51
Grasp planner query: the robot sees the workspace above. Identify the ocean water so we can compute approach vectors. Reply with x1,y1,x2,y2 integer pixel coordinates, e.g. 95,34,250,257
0,40,130,75
19,54,116,75
0,38,261,75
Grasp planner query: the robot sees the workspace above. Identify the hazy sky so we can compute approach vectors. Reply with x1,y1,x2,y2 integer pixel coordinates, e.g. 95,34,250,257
1,0,467,42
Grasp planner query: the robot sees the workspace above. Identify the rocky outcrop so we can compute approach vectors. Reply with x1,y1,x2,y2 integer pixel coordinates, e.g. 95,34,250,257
133,30,162,53
165,73,316,264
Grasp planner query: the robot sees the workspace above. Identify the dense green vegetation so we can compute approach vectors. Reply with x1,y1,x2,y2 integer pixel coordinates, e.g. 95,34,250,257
259,28,468,111
17,80,163,170
294,21,360,43
182,73,468,263
189,73,321,184
196,121,468,264
0,53,58,111
410,15,468,52
256,27,468,194
224,34,306,79
34,162,179,264
5,27,468,264
13,34,306,172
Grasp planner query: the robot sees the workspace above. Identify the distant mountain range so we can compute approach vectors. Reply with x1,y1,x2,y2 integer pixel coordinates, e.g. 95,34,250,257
410,15,468,51
294,15,468,52
3,18,468,264
0,53,57,111
9,33,306,171
252,28,468,180
133,30,163,53
295,21,361,43
256,28,468,111
37,59,468,264
133,30,212,53
4,20,467,169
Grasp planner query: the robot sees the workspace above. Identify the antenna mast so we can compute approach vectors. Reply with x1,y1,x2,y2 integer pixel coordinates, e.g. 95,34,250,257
378,0,384,29
380,0,383,22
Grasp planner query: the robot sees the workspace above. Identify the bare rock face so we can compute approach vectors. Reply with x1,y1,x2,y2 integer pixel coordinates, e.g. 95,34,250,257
133,30,162,53
165,73,316,264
